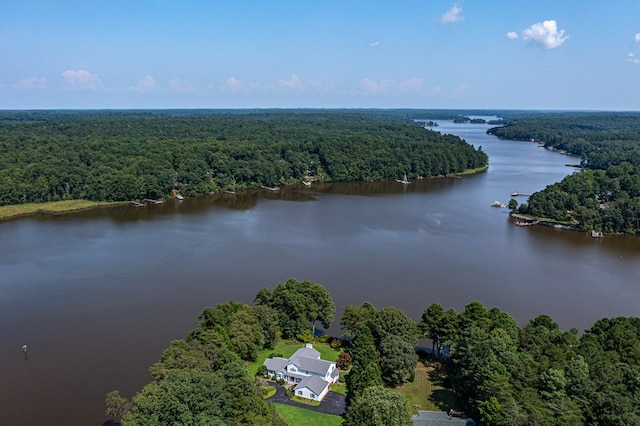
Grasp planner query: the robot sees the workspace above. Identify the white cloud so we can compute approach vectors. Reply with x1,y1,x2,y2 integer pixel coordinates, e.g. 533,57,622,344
627,52,640,64
506,31,519,40
131,75,157,92
441,4,464,24
14,76,48,90
278,74,302,91
61,69,102,89
519,20,568,49
635,33,640,43
360,78,379,93
226,76,242,90
169,78,195,92
369,41,380,48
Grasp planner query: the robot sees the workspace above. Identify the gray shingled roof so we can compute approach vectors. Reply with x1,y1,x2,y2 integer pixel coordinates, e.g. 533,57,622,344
289,354,333,376
290,346,320,360
294,375,330,396
264,357,288,372
412,411,475,426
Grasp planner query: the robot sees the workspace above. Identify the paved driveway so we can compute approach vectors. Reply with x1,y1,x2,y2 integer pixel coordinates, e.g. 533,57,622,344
267,384,346,416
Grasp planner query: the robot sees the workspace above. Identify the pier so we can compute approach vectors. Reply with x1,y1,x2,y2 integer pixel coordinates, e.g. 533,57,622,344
143,198,165,205
511,192,531,197
260,186,280,192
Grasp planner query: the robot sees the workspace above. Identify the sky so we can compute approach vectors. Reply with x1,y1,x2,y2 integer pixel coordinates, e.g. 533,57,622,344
2,0,640,110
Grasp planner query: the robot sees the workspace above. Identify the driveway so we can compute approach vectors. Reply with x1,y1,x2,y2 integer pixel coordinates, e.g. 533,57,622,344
267,384,346,416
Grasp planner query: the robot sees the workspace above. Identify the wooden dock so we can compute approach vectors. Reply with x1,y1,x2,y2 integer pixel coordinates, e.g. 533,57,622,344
260,186,280,192
143,198,165,205
130,201,144,207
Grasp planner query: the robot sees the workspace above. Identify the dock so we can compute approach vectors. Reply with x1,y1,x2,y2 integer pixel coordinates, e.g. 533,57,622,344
143,198,165,205
260,186,280,192
130,201,144,207
511,192,531,197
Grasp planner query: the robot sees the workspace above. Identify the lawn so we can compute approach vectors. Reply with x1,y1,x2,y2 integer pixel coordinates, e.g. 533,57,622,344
247,340,342,377
0,200,122,221
273,403,343,426
393,361,461,414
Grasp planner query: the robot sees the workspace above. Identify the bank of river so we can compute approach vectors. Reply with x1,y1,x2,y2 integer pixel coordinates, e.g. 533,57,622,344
1,120,638,425
0,200,123,221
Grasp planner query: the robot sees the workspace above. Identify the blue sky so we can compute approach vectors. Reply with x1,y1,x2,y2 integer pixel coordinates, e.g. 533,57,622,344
2,0,639,110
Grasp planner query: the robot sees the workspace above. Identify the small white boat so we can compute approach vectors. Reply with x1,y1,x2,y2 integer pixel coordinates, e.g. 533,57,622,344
491,201,506,208
302,180,311,187
176,194,185,200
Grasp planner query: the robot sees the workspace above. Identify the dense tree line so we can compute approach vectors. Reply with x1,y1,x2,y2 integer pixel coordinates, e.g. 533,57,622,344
0,110,487,205
420,302,640,425
488,112,640,170
516,163,640,233
108,279,639,425
488,113,640,234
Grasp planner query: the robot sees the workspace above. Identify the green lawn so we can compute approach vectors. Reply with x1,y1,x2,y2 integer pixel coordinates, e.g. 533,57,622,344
247,340,342,377
0,200,122,221
273,403,343,426
393,362,460,414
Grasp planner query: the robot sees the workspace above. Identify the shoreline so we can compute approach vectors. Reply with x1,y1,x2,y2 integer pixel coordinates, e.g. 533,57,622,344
0,168,488,223
0,200,125,222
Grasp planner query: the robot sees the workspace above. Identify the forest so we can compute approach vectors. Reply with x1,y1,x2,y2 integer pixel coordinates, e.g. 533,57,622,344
488,113,640,234
106,279,640,425
0,110,487,206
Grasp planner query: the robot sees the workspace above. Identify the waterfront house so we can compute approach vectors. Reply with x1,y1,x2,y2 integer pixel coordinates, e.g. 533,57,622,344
263,344,339,402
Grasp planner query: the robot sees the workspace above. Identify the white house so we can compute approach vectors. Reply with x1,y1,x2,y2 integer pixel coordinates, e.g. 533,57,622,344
263,343,339,402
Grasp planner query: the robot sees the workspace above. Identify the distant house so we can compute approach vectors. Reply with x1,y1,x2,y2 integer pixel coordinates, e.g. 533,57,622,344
263,344,339,402
412,410,476,426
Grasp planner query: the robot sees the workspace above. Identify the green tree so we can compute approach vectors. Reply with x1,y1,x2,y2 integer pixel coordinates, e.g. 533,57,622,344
254,278,335,339
346,326,383,401
343,386,412,426
105,390,132,423
370,306,420,346
341,302,377,337
121,369,232,425
378,335,418,387
420,303,459,357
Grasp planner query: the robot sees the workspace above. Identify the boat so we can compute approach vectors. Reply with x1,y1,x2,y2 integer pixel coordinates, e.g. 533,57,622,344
176,194,185,200
591,230,604,238
261,185,280,192
302,180,311,187
491,201,506,208
396,174,410,184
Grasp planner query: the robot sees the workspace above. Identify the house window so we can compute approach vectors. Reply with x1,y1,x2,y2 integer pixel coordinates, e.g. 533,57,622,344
311,394,316,399
298,391,303,396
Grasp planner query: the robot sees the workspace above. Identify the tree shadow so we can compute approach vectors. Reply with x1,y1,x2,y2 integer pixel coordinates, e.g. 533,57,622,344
427,362,463,411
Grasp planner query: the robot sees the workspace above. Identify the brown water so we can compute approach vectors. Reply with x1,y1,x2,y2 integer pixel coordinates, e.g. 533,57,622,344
1,120,638,425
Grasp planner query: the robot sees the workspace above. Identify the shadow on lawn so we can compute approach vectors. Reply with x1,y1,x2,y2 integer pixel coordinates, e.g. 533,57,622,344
428,361,463,411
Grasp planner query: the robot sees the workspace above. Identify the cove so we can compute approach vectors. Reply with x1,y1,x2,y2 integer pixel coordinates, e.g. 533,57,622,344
0,120,638,425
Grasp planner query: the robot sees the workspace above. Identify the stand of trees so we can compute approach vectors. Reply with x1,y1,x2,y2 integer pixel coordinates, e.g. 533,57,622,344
420,302,640,425
107,280,640,425
0,110,487,206
488,112,640,234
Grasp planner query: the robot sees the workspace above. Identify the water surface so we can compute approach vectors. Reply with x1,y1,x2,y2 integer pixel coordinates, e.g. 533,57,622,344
1,120,638,425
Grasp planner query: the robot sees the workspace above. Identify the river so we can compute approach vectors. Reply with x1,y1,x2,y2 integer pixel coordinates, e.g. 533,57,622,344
1,119,638,425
